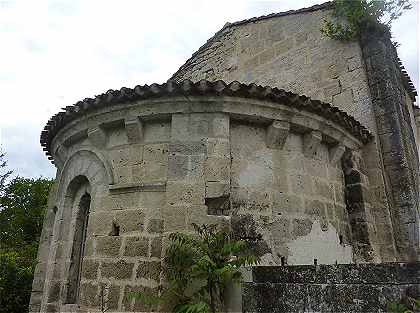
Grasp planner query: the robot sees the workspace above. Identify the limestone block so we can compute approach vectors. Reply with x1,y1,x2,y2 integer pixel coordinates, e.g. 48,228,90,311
166,181,205,206
307,158,328,178
329,144,346,164
142,160,168,181
206,138,230,157
332,89,354,108
84,237,94,257
169,141,206,155
32,263,47,292
266,121,290,149
313,178,334,200
150,237,162,258
47,281,61,302
143,121,170,143
143,144,168,163
77,282,98,307
115,210,144,234
88,212,115,236
292,218,313,237
96,236,122,257
170,114,190,141
101,260,134,280
204,156,230,182
128,144,143,165
81,260,99,280
124,116,143,143
274,39,293,56
186,205,229,232
272,193,303,216
147,219,164,234
273,169,289,193
136,261,161,281
114,166,131,184
109,148,130,168
87,126,107,148
212,114,229,138
106,285,121,311
124,237,148,257
131,165,145,182
205,181,230,198
162,206,187,232
303,130,322,158
289,173,312,195
168,154,204,181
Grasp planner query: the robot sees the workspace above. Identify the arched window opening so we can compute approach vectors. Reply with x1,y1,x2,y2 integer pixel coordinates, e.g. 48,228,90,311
66,193,91,304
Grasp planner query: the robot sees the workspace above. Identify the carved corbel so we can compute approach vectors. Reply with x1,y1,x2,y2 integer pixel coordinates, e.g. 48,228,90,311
329,143,346,164
303,130,322,157
124,117,143,143
87,126,107,148
266,121,290,149
54,145,67,169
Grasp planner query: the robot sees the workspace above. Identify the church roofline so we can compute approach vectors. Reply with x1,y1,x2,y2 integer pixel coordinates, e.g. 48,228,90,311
169,1,334,81
40,79,373,161
169,1,417,102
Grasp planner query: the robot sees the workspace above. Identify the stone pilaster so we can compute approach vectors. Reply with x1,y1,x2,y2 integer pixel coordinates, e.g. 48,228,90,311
361,29,420,261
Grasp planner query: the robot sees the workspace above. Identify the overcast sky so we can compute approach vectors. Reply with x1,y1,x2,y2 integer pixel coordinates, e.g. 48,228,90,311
0,0,419,179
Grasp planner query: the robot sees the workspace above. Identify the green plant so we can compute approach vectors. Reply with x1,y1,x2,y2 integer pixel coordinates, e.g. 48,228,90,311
321,0,412,40
131,223,259,313
0,177,53,313
388,297,420,313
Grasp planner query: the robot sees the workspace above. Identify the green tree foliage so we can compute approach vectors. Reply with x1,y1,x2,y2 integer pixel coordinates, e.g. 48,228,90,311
0,150,12,194
0,177,53,313
388,297,420,313
132,223,259,313
321,0,412,40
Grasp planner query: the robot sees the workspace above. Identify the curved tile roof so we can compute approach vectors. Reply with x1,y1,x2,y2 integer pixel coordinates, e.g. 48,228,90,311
40,80,372,161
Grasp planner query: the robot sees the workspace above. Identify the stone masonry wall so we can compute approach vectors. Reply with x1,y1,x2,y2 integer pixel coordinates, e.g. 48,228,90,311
171,7,406,261
242,263,420,313
172,8,374,132
230,122,352,265
32,92,368,312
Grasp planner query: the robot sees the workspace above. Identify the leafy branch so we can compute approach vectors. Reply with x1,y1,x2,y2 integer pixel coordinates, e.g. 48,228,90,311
321,0,412,40
388,296,420,313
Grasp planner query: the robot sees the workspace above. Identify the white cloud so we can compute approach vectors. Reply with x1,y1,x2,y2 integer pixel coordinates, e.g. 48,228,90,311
0,0,418,178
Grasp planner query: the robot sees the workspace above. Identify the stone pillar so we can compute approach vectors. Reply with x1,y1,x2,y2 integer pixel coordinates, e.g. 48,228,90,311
361,30,420,261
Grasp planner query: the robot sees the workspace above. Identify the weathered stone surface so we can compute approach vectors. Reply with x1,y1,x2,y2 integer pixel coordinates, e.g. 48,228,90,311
136,261,161,281
81,260,99,280
96,236,122,257
124,236,148,257
33,3,419,312
243,263,420,313
101,260,134,280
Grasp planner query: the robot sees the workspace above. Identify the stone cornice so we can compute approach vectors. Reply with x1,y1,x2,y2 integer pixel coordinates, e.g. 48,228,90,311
40,79,372,161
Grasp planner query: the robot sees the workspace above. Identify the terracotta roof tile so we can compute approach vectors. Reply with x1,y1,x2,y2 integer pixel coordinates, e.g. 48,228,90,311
40,79,372,161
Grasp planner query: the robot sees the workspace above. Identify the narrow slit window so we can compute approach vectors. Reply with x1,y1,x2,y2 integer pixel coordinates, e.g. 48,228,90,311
66,193,91,304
